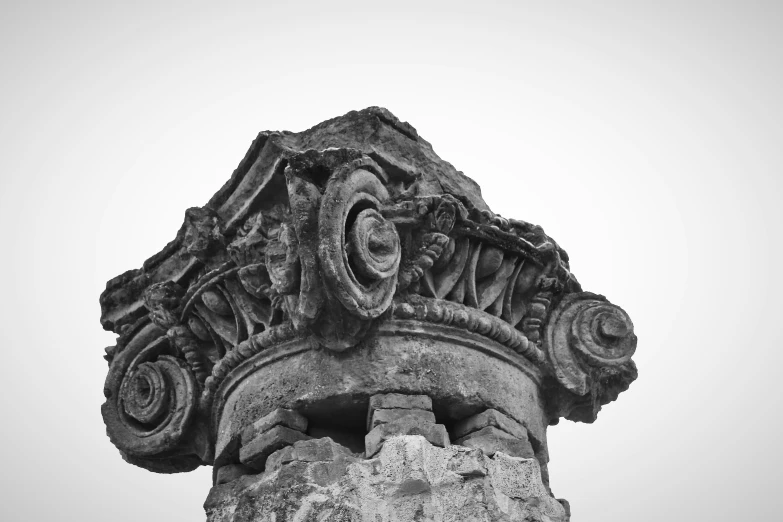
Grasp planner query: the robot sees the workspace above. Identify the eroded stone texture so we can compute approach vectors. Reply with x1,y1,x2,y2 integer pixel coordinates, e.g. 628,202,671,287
98,107,639,520
265,437,358,471
205,436,568,522
240,425,311,471
453,409,535,460
457,427,535,460
238,408,311,470
364,393,449,457
370,408,436,430
454,409,529,440
365,416,450,458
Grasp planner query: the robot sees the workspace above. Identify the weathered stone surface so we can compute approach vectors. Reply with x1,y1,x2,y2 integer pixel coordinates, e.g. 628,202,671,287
369,393,433,412
240,408,308,445
239,425,311,471
489,451,551,501
365,415,450,457
456,426,536,459
454,408,528,440
214,333,550,468
215,463,253,485
204,435,567,522
263,445,296,471
369,408,436,430
446,446,488,478
98,107,638,520
265,437,356,471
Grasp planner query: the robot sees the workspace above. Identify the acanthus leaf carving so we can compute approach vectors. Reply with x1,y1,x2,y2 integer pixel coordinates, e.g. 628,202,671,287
397,232,449,293
182,207,225,262
111,147,605,424
143,281,212,383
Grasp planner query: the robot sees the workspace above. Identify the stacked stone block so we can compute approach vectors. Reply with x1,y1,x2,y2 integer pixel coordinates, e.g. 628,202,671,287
239,408,311,471
453,408,535,459
365,393,449,457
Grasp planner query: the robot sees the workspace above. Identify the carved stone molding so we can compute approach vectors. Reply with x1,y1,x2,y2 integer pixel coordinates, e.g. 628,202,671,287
98,107,637,520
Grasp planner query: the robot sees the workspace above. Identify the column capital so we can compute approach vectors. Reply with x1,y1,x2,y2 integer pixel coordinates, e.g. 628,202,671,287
99,107,637,520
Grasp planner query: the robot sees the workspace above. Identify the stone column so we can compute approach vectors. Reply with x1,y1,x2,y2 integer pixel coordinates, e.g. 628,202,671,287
99,107,637,521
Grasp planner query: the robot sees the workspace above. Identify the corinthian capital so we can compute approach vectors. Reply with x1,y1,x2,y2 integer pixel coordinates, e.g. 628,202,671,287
98,107,637,521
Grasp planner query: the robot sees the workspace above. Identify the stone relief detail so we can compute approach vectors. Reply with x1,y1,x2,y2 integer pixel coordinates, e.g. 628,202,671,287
544,292,638,422
391,297,544,364
102,322,204,473
183,207,225,262
98,107,638,521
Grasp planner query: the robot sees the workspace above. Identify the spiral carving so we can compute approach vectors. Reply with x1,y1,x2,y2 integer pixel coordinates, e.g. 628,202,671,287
123,361,169,425
318,167,401,319
348,208,399,281
102,323,199,469
545,292,637,396
118,356,196,451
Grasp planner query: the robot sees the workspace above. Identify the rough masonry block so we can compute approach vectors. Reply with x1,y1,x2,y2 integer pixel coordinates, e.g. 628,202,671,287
366,393,434,433
239,425,311,470
369,393,433,412
455,426,535,458
240,408,308,446
453,408,528,440
266,437,356,471
365,414,450,457
368,408,436,431
447,447,488,478
214,463,253,485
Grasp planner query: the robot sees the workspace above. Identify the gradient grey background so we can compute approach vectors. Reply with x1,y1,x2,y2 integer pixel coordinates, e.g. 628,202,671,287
2,1,781,520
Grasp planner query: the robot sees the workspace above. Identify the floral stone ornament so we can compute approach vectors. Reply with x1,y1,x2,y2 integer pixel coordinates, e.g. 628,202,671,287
99,107,637,521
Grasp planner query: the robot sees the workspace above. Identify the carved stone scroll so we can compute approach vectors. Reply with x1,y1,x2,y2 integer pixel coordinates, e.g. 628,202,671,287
544,292,638,422
102,322,203,472
318,165,400,320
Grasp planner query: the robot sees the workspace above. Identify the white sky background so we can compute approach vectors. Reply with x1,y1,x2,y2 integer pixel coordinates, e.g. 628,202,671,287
1,1,781,520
